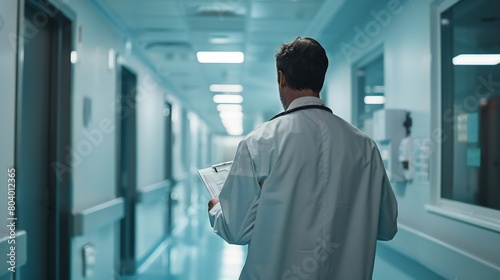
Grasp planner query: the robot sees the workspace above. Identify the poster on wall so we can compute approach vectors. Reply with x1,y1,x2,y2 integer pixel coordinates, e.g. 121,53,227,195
457,112,479,143
457,113,468,143
412,138,430,183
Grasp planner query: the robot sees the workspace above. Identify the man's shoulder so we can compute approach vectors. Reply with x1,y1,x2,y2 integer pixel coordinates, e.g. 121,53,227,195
243,121,275,142
243,113,377,147
328,114,379,147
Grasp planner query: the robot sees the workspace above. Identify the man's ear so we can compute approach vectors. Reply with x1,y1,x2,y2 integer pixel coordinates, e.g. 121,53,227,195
278,70,286,89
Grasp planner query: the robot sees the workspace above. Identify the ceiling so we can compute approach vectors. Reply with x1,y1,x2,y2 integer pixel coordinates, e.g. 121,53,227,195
89,0,353,135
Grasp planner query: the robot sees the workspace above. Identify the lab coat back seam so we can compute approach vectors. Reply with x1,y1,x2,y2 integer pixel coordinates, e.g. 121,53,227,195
317,114,329,280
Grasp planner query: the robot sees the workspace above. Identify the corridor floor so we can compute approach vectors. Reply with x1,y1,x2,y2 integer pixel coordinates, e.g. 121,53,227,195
130,201,247,280
123,186,444,280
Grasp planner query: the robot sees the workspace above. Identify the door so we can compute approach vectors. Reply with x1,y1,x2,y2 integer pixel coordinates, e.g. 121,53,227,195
116,65,138,275
15,1,72,280
479,98,500,209
163,102,173,233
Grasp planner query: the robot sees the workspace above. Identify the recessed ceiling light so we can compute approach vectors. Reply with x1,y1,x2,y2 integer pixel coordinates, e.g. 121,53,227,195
220,111,243,119
210,84,244,93
452,54,500,65
364,96,385,105
225,124,243,136
213,95,243,104
197,51,244,63
221,118,242,125
227,130,243,136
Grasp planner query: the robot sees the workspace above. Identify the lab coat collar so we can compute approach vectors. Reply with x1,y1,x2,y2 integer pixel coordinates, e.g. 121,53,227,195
287,96,325,111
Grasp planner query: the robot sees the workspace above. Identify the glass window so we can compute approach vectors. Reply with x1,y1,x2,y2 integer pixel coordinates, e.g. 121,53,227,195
441,0,500,210
354,55,385,137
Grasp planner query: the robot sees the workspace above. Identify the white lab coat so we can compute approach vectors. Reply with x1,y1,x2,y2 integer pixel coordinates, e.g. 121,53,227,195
209,96,398,280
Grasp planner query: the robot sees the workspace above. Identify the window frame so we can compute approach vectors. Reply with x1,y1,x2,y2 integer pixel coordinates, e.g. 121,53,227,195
428,0,500,232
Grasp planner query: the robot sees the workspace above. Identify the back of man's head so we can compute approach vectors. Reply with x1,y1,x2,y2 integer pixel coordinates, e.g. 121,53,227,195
275,37,329,94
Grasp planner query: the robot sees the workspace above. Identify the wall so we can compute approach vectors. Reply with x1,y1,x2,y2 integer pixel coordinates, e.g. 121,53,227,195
65,1,123,278
212,136,243,164
325,54,353,122
324,0,500,278
45,0,212,279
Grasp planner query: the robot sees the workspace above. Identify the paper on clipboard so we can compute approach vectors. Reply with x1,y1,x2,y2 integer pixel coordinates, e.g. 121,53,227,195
197,161,232,198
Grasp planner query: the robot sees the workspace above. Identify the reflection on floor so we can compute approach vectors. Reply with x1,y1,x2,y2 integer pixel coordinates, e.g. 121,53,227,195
122,183,443,280
128,203,247,280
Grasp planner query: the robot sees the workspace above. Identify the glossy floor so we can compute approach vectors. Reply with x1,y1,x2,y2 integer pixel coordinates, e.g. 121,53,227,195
124,202,247,280
125,195,443,280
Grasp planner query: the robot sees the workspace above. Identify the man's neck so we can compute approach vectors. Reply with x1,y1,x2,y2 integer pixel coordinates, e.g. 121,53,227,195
284,89,319,109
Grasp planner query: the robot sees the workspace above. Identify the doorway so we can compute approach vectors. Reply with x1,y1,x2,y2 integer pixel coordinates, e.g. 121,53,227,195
353,54,385,137
116,65,138,275
479,98,500,209
15,1,72,280
163,102,173,233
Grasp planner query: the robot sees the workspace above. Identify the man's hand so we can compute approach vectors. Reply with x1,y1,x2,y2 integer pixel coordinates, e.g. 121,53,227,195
208,198,219,211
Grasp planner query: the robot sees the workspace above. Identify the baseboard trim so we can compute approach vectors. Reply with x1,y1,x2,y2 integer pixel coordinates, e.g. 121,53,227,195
386,223,500,279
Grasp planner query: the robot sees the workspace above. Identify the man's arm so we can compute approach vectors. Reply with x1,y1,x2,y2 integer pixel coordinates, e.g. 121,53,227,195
370,143,398,241
377,172,398,241
208,140,261,245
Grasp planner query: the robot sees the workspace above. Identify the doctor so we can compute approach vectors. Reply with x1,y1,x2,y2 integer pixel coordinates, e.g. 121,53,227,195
208,37,398,279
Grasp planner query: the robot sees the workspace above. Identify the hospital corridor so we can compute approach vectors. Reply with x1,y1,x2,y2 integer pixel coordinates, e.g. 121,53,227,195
1,0,500,279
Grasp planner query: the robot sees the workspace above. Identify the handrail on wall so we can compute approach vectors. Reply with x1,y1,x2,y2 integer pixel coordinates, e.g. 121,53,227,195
73,197,125,236
137,179,173,203
172,172,190,185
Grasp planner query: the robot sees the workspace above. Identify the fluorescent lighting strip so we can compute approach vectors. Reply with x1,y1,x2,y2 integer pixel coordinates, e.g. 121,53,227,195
220,111,243,119
217,104,243,111
197,51,244,63
225,126,243,136
213,95,243,104
452,54,500,65
210,84,243,93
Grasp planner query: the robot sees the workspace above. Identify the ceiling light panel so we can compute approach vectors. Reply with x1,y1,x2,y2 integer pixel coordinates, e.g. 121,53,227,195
217,104,243,111
197,52,244,63
220,111,243,119
209,84,244,93
213,95,243,103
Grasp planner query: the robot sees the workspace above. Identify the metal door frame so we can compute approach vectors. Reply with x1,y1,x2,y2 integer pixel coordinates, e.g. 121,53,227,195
15,0,73,279
116,64,138,275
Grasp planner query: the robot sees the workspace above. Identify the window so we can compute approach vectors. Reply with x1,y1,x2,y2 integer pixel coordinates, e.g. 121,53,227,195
441,0,500,211
353,55,385,137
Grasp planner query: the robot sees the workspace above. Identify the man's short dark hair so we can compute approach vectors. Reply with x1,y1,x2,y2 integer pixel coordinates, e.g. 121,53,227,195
275,37,329,94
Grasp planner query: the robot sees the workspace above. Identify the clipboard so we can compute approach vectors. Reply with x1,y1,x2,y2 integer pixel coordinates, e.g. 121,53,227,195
197,161,233,198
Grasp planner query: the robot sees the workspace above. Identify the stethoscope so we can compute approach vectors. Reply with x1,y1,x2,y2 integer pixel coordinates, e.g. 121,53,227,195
269,105,333,121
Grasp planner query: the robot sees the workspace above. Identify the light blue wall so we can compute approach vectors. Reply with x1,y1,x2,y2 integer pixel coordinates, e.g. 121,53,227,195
64,1,125,278
136,79,167,187
48,0,214,278
0,1,19,280
324,0,500,278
